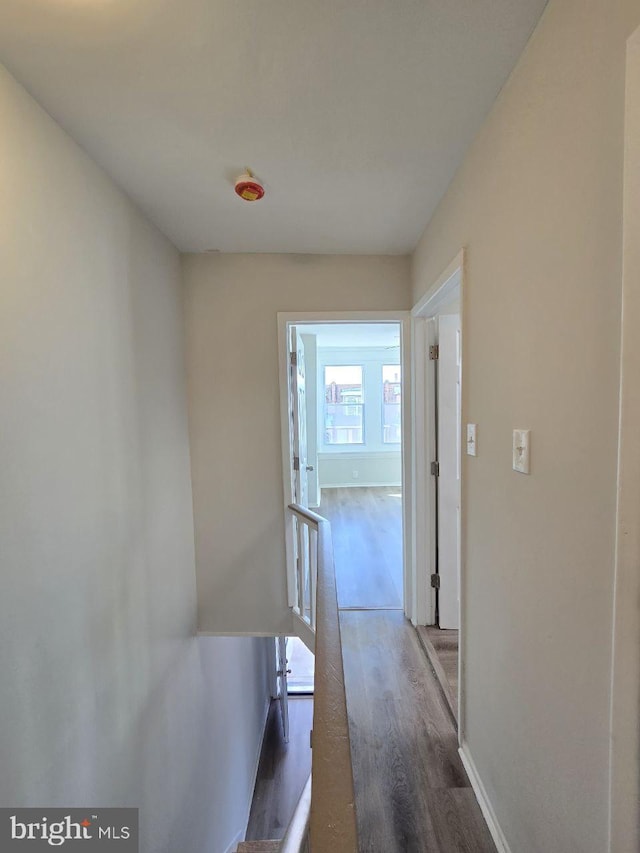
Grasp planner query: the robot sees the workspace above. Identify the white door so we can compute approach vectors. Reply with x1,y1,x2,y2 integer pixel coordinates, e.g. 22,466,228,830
290,327,309,508
289,327,313,627
276,636,290,743
437,314,461,629
299,334,319,508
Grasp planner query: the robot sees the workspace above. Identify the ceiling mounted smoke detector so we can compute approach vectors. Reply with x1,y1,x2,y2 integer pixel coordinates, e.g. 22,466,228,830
234,168,265,202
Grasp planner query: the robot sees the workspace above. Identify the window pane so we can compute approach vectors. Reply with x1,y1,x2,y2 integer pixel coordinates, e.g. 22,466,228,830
324,365,364,445
382,365,401,444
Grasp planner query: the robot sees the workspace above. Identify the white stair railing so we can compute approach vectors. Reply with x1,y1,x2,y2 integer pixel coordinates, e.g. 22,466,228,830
288,504,324,635
280,774,311,853
286,504,358,853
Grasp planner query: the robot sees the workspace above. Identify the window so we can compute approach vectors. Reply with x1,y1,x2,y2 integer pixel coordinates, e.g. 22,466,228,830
324,365,364,444
382,365,401,443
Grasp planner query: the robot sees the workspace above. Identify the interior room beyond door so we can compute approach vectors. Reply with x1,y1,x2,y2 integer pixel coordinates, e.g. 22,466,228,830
284,320,406,615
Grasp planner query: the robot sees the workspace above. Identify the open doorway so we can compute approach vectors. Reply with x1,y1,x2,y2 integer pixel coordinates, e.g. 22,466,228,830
420,308,461,722
412,254,463,728
286,636,314,694
270,633,314,750
280,315,409,623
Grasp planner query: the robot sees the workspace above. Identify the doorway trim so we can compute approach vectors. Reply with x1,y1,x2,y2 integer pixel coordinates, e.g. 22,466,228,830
410,249,465,740
277,311,411,620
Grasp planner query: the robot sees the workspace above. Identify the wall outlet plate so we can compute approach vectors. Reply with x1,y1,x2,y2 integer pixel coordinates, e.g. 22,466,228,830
513,429,531,474
466,424,477,456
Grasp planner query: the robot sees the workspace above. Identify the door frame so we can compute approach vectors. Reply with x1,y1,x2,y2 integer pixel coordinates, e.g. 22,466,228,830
411,250,465,740
277,311,411,618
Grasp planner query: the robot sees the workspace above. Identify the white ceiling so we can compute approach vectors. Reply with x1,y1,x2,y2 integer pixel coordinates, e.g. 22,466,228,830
0,0,547,254
299,323,400,349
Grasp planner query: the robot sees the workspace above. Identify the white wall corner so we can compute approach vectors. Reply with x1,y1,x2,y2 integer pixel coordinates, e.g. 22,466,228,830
458,744,512,853
223,829,245,853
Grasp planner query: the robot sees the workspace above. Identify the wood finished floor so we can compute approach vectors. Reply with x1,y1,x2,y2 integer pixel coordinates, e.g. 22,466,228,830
245,697,313,842
417,626,460,723
340,611,496,853
319,487,403,609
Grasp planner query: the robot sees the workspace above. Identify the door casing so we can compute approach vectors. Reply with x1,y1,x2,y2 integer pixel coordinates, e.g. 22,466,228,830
410,250,465,742
277,311,411,626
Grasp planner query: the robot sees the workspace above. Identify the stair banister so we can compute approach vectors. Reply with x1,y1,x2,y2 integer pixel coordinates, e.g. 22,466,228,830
287,504,358,853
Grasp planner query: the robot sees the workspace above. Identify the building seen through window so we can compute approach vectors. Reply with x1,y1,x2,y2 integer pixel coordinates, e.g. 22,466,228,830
382,365,401,443
324,365,364,444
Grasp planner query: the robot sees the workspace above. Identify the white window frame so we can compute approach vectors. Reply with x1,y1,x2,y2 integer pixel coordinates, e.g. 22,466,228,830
323,364,365,446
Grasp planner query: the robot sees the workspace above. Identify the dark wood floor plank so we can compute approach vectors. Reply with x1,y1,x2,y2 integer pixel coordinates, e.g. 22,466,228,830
245,697,313,842
428,789,498,853
417,626,459,723
340,611,496,853
319,487,403,609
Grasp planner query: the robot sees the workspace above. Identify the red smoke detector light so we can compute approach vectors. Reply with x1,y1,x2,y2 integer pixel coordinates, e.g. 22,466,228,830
234,169,265,202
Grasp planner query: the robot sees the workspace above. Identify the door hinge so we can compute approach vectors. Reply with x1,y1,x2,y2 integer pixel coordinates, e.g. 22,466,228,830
431,573,441,590
290,350,297,366
293,455,300,471
431,460,440,476
429,345,439,360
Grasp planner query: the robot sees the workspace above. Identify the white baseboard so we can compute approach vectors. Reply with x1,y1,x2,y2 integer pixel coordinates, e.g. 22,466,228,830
459,743,512,853
319,481,402,490
244,695,271,828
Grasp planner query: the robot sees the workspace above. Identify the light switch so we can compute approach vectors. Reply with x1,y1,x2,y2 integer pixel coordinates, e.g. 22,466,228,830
466,424,477,456
513,429,531,474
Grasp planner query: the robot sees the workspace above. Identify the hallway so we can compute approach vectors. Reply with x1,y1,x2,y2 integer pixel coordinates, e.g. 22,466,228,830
340,611,495,853
319,487,403,609
317,489,495,849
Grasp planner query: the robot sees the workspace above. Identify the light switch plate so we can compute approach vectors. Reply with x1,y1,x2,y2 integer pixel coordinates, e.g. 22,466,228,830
513,429,531,474
466,424,477,456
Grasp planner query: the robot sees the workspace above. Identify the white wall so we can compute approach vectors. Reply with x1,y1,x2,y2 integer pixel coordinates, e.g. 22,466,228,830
318,453,401,490
609,23,640,853
182,253,411,633
411,1,640,851
0,64,270,853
